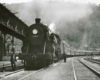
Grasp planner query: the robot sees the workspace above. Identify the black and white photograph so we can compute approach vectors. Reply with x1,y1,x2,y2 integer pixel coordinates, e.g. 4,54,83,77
0,0,100,80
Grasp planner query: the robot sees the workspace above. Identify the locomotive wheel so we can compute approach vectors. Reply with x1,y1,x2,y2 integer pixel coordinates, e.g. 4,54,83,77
37,60,45,68
42,60,47,68
45,60,51,67
51,60,53,64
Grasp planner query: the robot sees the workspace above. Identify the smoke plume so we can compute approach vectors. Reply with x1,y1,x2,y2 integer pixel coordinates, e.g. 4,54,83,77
5,0,94,48
6,1,93,25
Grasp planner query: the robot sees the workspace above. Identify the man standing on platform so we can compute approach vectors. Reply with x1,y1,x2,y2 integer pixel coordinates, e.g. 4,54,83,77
10,46,16,70
63,53,66,62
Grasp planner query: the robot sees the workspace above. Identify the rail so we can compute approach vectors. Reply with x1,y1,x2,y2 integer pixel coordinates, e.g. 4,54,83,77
78,59,100,78
72,59,77,80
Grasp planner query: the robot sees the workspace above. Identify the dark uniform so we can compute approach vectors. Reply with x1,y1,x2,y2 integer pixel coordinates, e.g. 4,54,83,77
91,52,94,59
10,47,16,70
63,53,66,62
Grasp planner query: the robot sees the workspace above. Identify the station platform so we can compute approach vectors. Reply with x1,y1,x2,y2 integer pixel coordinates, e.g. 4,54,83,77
0,57,100,80
18,57,99,80
0,60,22,69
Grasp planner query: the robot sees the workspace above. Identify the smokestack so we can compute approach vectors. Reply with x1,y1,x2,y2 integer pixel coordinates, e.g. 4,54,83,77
35,18,41,24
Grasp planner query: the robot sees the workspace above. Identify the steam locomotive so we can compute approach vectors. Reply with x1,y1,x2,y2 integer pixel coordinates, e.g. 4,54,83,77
20,18,64,69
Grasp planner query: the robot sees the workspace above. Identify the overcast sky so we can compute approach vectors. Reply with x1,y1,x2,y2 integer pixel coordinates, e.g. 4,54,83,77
0,0,99,47
0,0,100,5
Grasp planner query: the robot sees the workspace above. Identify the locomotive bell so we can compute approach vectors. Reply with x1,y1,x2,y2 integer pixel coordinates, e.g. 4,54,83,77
35,18,41,24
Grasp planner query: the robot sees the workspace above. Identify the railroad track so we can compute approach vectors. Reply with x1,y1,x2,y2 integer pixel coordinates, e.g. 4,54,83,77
0,62,60,80
2,59,100,80
78,59,100,78
72,59,77,80
72,58,100,80
0,61,24,72
85,58,100,64
17,63,59,80
0,68,44,80
0,68,24,79
18,68,44,80
0,63,24,79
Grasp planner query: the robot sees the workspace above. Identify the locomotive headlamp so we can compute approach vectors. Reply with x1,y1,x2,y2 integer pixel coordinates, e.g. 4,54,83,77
32,29,38,34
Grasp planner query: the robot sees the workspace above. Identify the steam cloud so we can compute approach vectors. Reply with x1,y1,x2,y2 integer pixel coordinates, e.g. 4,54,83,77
5,0,93,48
6,1,92,25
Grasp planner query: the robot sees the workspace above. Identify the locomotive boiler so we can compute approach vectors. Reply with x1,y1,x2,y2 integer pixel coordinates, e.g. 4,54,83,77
20,18,62,69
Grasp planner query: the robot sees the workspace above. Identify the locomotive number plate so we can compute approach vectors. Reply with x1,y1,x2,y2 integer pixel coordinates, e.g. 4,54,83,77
33,35,38,37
